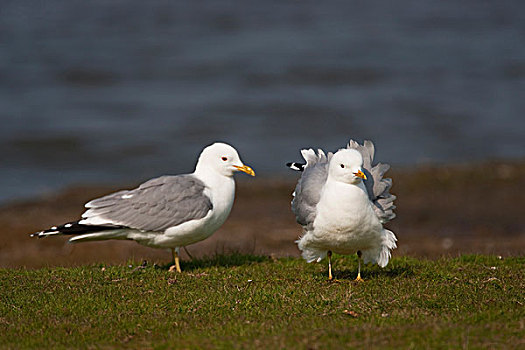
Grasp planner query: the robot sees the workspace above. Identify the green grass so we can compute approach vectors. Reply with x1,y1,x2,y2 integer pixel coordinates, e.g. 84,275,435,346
1,255,524,349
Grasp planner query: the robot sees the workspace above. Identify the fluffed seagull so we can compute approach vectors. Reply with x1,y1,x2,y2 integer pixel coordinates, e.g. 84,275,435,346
287,140,397,281
32,142,255,272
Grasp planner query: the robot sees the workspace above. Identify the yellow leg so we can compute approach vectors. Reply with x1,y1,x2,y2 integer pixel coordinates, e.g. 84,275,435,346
328,251,333,280
355,251,364,282
169,248,182,273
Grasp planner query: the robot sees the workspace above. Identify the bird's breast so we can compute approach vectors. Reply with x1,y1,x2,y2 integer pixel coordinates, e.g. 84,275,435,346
313,181,380,236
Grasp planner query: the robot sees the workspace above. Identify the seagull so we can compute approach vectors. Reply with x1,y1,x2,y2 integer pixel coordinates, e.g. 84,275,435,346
287,140,397,281
32,142,255,272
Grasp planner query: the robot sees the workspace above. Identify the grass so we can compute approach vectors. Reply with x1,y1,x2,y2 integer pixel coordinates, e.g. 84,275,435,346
1,254,524,349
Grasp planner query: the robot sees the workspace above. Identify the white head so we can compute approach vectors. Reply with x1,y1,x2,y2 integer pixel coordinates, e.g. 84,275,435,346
195,142,255,177
328,149,367,184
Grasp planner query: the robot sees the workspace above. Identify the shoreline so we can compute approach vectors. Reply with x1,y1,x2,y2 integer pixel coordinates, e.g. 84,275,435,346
1,160,524,268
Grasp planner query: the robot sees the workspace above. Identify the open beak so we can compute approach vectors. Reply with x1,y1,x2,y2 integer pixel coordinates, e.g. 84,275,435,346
354,169,367,180
233,165,255,176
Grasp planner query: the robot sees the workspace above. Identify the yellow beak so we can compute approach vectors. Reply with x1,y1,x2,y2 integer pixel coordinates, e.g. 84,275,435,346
233,165,255,177
354,169,367,180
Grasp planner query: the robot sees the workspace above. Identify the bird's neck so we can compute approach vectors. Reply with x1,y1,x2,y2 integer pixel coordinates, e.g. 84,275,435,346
322,178,369,206
194,158,209,176
193,168,236,209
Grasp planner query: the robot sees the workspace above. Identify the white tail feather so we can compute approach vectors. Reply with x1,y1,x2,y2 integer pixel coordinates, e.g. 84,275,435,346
295,237,327,263
362,229,397,267
68,230,128,243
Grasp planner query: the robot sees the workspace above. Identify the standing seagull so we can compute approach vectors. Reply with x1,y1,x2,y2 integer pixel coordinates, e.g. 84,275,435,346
287,140,397,281
32,142,255,272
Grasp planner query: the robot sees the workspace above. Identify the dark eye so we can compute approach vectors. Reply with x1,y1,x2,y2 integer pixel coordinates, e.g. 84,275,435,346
222,157,228,161
340,164,345,168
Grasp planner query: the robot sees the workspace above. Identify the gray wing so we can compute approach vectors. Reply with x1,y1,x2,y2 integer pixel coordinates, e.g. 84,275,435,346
347,140,396,223
80,175,213,232
291,149,332,230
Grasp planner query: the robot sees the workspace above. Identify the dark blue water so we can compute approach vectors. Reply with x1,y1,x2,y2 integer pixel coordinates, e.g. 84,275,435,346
1,0,524,203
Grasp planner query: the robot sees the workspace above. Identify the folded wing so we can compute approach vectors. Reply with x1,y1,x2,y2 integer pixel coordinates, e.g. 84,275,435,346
290,149,332,231
80,175,213,232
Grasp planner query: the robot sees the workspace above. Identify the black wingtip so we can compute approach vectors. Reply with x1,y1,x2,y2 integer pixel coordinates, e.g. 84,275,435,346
286,162,305,171
30,226,60,238
31,221,123,238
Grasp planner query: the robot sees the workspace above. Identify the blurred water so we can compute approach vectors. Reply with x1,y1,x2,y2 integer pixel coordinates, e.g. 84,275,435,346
1,0,524,203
